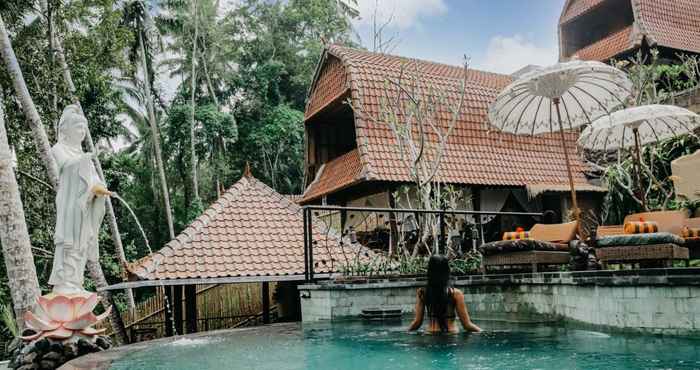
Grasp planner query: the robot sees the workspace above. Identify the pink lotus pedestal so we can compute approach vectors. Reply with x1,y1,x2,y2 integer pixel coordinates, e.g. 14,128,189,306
8,293,112,370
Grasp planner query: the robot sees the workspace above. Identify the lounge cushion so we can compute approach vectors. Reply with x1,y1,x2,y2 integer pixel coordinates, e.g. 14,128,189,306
502,231,531,240
479,239,569,256
682,227,700,238
623,221,658,234
596,232,685,248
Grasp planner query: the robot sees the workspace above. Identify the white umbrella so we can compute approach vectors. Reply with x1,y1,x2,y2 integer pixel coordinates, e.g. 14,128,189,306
488,60,632,226
578,104,700,207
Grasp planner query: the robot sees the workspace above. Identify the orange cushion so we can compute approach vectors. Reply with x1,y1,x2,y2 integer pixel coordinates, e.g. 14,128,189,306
623,210,689,235
624,221,659,234
682,226,700,238
503,231,531,240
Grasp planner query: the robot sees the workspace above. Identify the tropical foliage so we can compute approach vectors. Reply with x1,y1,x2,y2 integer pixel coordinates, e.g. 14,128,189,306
598,51,700,224
0,0,358,353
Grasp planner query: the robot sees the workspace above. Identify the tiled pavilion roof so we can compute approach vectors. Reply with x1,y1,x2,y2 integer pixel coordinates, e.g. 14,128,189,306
127,172,372,282
559,0,700,61
302,45,600,202
635,0,700,55
303,148,365,202
574,26,634,62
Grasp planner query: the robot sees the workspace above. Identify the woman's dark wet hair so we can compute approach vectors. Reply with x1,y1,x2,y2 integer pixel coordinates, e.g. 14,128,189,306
424,255,451,332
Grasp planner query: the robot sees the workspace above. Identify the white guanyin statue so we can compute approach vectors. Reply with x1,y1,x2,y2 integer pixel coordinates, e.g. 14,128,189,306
49,104,111,295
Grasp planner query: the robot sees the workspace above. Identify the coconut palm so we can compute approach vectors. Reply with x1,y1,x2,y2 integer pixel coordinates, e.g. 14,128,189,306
121,0,175,239
0,89,42,330
0,15,58,186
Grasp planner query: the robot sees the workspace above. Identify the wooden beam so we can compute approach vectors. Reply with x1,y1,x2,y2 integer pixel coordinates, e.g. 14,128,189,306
185,285,197,334
173,285,183,335
164,286,174,337
262,282,270,324
101,274,312,291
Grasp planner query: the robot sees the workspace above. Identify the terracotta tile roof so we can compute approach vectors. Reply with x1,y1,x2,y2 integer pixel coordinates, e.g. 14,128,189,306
303,45,594,200
635,0,700,54
560,0,700,61
127,173,373,281
573,26,634,61
306,55,349,120
560,0,605,24
302,148,364,202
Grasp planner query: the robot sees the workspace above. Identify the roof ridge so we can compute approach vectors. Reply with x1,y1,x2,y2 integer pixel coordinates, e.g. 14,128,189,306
327,44,511,81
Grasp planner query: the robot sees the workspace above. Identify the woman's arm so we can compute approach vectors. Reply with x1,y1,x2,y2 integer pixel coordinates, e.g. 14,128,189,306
407,289,424,331
453,289,482,333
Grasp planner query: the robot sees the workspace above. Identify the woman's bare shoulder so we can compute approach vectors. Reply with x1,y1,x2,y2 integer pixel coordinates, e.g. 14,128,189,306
451,288,464,299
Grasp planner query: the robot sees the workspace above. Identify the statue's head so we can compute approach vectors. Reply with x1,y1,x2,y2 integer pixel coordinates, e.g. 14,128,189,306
58,105,88,147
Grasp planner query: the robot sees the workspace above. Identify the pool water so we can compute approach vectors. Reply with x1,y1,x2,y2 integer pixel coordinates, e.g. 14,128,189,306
108,321,700,370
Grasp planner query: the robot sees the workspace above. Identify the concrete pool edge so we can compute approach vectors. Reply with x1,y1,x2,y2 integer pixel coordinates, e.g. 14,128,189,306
58,323,302,370
299,268,700,335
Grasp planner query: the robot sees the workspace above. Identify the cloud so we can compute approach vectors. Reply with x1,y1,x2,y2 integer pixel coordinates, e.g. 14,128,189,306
352,0,447,29
476,34,558,74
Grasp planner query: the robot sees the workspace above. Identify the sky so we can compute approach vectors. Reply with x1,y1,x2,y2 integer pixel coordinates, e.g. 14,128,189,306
350,0,568,74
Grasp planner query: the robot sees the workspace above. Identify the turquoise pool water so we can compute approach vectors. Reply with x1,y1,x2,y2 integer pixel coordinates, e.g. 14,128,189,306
108,321,700,370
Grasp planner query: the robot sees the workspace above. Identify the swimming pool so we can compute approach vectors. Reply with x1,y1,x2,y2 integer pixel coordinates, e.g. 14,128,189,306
65,320,700,370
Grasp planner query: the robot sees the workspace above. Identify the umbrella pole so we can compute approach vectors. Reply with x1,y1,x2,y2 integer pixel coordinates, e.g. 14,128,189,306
553,98,582,232
632,128,646,210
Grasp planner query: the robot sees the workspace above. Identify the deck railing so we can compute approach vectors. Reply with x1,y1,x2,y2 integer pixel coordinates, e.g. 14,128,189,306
302,205,543,281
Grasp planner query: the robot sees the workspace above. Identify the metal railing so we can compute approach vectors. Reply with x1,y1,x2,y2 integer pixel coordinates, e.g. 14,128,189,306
302,205,543,281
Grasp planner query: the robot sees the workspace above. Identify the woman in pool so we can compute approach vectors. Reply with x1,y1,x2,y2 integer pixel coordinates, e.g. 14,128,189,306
408,255,482,334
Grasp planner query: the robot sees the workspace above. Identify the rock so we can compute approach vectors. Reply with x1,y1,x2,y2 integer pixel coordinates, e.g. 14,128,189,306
16,364,38,370
39,360,55,369
34,339,50,353
95,336,111,350
76,338,97,356
43,351,63,362
49,342,64,354
63,342,78,358
21,352,37,364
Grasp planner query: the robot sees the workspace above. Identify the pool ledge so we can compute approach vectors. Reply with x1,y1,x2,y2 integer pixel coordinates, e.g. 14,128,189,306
58,323,301,370
299,268,700,336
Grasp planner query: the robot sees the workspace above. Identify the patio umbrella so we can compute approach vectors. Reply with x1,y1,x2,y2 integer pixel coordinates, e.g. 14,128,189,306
578,104,700,208
488,60,632,225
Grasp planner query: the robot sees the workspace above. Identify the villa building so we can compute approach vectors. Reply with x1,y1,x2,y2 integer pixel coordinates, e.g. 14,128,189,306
559,0,700,62
299,45,605,239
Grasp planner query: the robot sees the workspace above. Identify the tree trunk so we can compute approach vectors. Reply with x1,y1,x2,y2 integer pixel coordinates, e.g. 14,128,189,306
139,31,175,239
51,22,135,310
0,89,42,330
190,0,200,202
86,260,128,345
0,15,58,187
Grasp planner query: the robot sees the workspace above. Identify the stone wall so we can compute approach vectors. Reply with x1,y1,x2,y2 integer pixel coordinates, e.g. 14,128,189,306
299,268,700,335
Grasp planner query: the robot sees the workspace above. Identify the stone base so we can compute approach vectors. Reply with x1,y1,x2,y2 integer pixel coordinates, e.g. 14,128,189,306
8,335,111,370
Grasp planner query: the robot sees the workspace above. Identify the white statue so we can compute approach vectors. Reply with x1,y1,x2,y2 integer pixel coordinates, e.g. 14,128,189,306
49,105,111,295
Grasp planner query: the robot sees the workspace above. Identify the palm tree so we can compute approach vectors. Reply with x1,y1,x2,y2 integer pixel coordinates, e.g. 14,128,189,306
0,15,58,187
189,0,200,202
0,89,42,330
121,0,175,239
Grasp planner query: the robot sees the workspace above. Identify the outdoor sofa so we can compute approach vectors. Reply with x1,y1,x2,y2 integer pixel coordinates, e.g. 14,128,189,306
479,221,578,273
595,210,697,268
